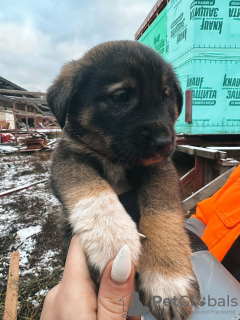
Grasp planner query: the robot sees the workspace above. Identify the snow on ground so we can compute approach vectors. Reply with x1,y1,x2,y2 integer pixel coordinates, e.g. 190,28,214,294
17,225,42,241
0,151,63,319
0,145,18,154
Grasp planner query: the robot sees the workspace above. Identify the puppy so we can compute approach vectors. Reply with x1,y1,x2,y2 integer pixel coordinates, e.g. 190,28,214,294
47,40,200,319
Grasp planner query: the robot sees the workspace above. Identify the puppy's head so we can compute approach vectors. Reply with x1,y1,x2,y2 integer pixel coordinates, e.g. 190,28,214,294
47,41,182,166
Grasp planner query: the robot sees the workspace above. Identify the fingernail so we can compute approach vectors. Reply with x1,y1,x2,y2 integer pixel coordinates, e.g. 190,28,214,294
111,245,131,282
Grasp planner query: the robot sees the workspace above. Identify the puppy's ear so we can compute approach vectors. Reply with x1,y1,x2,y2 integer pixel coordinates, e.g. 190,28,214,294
47,61,79,128
174,80,183,117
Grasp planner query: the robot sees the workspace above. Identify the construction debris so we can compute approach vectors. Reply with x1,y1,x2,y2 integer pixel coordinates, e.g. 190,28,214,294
3,251,20,320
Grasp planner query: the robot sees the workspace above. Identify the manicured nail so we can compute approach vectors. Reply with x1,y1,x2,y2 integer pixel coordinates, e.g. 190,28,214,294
111,245,131,282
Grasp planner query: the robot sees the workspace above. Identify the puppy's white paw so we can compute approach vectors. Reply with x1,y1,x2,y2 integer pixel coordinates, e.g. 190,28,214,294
69,190,141,282
138,270,200,320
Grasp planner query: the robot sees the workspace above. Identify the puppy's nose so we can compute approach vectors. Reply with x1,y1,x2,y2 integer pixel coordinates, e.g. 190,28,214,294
152,137,172,151
141,127,172,151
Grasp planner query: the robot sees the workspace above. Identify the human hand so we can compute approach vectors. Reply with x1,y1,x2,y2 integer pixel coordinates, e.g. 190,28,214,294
40,235,140,320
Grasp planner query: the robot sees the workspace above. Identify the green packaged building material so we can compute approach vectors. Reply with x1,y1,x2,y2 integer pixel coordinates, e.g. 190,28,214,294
139,0,240,62
139,6,168,59
138,0,240,135
175,57,240,134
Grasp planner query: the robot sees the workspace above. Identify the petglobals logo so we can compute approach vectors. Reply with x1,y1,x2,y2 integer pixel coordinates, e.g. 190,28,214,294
199,295,238,308
119,292,239,318
152,295,238,308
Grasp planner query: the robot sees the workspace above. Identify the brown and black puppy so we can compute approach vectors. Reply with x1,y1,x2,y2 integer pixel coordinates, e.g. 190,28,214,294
47,40,200,319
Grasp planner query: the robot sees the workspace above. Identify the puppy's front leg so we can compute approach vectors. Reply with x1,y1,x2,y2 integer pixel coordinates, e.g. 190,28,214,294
52,160,141,283
137,159,200,320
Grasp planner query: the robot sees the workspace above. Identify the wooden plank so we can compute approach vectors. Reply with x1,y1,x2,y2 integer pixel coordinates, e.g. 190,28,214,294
177,145,227,160
207,146,240,150
1,110,54,118
13,101,17,143
204,159,214,185
0,179,48,197
178,145,226,159
3,251,20,320
183,166,236,211
217,158,240,166
7,96,47,104
194,156,205,192
0,89,46,97
185,90,192,123
177,145,195,155
43,138,58,148
180,167,195,188
19,148,42,152
25,104,29,134
176,136,203,146
207,146,240,159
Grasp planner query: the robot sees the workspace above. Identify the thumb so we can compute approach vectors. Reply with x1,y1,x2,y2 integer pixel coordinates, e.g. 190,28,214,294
97,245,137,320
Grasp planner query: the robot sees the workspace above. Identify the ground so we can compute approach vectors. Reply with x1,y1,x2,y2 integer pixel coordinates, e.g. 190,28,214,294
0,151,63,319
0,149,194,319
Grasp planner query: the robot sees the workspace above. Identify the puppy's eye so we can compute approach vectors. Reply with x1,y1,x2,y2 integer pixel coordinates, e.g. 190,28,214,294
163,92,169,102
114,92,129,103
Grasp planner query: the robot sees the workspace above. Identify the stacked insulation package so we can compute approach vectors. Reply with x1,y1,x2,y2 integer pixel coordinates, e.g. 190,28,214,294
138,0,240,135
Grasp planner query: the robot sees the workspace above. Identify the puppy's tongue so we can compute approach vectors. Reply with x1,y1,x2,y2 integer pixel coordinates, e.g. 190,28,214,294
141,154,164,166
141,144,171,166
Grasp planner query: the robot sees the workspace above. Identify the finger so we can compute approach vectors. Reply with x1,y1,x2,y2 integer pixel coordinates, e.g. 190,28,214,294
62,235,96,292
40,284,60,320
57,235,97,319
128,275,141,320
97,245,136,320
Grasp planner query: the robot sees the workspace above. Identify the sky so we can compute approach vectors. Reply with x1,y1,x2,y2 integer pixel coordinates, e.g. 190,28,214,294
0,0,157,92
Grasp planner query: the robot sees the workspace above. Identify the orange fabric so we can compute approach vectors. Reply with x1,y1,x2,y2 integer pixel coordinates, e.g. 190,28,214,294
191,165,240,262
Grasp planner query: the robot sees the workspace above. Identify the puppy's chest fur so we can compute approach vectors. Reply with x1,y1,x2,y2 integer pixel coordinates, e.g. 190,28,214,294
100,157,132,195
61,134,132,195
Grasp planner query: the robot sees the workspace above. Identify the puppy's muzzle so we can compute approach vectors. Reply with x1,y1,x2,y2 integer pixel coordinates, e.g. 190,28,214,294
141,126,172,153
